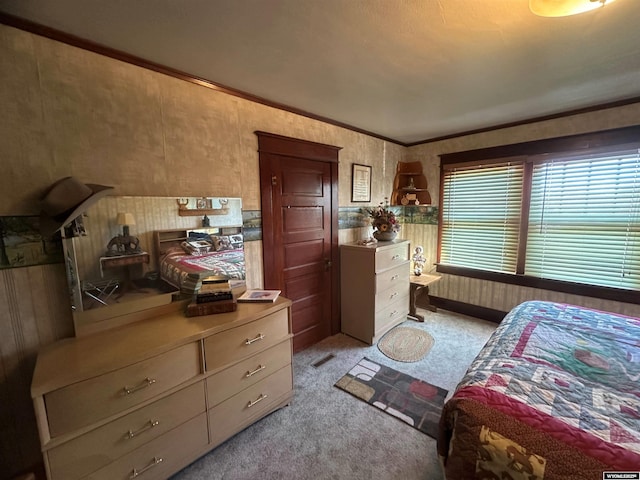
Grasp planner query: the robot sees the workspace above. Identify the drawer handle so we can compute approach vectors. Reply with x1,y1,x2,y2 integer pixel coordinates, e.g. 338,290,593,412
389,310,398,317
392,254,401,260
390,274,399,281
389,292,398,299
247,393,268,408
126,419,160,439
123,377,156,396
245,364,266,377
130,456,163,479
245,333,265,345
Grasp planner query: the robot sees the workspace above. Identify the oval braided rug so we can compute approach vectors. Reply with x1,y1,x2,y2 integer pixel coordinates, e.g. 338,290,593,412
378,326,434,362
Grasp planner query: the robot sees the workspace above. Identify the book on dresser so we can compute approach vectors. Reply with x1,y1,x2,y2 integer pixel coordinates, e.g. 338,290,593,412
200,277,231,293
186,298,237,316
187,283,236,316
196,290,234,304
237,289,281,303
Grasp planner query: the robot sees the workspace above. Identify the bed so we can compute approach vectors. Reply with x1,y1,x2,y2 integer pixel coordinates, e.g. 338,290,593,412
156,228,245,295
437,300,640,479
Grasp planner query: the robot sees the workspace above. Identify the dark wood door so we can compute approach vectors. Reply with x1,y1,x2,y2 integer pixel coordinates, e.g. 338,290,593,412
257,132,340,353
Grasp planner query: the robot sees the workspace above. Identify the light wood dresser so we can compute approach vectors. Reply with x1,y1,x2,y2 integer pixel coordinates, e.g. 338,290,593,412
31,298,293,480
340,240,410,345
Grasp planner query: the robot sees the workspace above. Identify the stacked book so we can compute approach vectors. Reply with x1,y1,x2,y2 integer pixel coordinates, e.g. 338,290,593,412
186,278,237,317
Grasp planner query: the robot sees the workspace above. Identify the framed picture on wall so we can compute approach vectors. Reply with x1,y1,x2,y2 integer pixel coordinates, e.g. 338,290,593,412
351,163,372,202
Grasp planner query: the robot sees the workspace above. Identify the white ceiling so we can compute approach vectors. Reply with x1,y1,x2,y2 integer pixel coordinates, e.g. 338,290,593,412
1,0,639,144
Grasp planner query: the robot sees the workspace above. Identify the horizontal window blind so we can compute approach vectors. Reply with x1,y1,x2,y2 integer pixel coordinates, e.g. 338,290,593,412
526,149,640,289
441,163,524,273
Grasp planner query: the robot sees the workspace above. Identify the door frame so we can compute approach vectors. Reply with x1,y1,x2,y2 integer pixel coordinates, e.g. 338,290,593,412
256,131,341,336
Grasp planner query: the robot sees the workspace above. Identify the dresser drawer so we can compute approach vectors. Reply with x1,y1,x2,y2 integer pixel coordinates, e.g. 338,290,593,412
206,339,292,407
375,280,409,311
45,342,201,438
375,262,409,294
208,364,293,447
47,381,206,480
204,309,289,372
374,293,409,332
375,242,409,272
86,412,208,480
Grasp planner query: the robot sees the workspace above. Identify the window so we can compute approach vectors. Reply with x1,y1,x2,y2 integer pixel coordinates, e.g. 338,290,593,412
438,127,640,300
441,162,524,273
526,149,640,290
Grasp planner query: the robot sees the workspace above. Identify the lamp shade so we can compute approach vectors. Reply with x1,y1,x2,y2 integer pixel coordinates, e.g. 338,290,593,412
530,0,616,17
116,212,136,226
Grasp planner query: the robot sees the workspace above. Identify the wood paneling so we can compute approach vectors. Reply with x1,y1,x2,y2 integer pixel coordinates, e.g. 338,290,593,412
2,18,639,480
0,265,73,479
430,273,640,318
398,223,439,275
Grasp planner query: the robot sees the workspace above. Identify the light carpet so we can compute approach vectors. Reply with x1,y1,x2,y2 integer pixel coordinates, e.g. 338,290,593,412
171,308,497,480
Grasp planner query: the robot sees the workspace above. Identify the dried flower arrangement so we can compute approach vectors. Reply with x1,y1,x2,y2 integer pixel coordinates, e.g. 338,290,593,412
366,198,401,234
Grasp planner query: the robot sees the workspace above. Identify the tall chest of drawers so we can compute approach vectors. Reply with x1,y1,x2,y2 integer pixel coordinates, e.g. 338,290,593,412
340,240,410,345
31,298,293,480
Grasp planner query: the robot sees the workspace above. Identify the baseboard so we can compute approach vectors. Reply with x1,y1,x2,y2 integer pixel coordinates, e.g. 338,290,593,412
428,296,507,324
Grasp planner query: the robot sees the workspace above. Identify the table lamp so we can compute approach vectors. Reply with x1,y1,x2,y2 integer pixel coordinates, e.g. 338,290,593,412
116,212,135,236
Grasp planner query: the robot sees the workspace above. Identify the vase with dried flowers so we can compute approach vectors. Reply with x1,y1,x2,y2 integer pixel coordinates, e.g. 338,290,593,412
366,199,401,241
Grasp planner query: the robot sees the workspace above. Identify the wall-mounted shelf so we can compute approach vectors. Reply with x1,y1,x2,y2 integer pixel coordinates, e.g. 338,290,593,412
178,208,229,217
177,198,229,216
391,162,431,206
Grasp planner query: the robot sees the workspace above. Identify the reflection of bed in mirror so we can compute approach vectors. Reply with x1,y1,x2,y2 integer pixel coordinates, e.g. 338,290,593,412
155,227,245,295
66,196,244,335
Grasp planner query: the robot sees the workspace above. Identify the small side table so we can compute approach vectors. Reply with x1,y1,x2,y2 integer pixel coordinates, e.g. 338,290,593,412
408,273,441,322
99,251,150,277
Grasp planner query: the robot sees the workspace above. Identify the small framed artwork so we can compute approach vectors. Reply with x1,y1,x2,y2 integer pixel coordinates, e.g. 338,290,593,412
351,163,372,202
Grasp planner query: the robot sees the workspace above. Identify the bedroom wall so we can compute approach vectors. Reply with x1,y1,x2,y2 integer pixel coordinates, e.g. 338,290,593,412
0,23,403,479
2,20,639,478
406,102,640,318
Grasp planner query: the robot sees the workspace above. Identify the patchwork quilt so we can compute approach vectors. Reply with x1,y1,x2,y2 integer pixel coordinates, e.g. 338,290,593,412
159,248,245,294
437,300,640,479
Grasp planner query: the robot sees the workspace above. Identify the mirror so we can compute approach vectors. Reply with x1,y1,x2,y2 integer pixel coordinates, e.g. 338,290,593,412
64,196,244,335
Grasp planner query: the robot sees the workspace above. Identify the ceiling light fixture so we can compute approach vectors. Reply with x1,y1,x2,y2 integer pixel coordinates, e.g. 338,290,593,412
530,0,617,17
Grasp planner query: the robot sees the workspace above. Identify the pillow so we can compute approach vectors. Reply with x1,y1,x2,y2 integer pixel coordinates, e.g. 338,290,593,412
181,240,212,255
229,233,244,248
211,233,243,251
210,235,233,251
